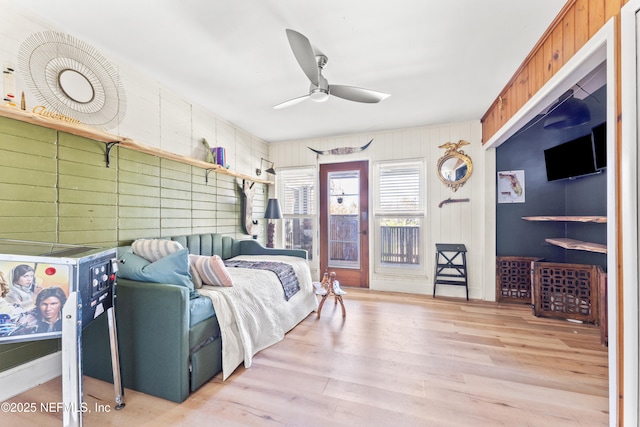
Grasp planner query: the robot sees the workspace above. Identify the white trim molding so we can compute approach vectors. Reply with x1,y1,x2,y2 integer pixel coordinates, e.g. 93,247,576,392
0,352,62,401
621,1,640,425
484,19,619,425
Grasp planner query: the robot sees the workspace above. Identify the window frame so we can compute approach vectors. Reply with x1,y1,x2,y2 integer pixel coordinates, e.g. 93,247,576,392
276,166,318,274
372,158,427,276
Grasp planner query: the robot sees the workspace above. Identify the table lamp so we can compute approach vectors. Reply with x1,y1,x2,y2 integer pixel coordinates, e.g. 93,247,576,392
264,198,282,248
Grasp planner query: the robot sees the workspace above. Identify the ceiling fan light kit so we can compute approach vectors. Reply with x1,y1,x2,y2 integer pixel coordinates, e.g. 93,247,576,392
309,88,329,102
273,29,389,109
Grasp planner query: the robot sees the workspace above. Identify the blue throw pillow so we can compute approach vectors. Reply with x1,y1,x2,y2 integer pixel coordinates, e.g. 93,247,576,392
118,248,198,299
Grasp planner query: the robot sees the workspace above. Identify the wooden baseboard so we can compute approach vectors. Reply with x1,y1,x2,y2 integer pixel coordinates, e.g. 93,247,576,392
0,352,62,401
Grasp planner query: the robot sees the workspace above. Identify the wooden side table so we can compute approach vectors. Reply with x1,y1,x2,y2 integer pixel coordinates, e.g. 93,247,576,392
316,272,346,318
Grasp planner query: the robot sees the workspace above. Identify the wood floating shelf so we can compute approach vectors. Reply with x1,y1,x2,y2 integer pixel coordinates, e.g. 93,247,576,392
545,238,607,254
0,105,273,185
0,104,120,143
522,216,607,223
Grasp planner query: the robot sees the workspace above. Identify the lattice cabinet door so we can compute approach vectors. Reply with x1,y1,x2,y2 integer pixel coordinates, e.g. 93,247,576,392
532,262,600,324
496,256,542,304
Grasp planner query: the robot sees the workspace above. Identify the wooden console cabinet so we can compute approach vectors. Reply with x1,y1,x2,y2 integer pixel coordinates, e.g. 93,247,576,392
495,256,542,304
531,261,602,325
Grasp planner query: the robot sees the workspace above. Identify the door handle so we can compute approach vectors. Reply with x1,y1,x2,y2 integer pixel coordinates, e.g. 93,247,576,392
360,230,367,235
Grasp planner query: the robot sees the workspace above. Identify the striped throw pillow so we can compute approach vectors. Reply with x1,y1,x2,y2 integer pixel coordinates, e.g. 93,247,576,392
132,239,184,263
188,254,203,289
191,255,233,287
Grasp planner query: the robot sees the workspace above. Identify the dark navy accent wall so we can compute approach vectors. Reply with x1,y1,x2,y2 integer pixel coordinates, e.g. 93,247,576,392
496,85,607,270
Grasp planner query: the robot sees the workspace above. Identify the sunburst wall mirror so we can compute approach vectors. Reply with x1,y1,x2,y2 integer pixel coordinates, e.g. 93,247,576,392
18,31,126,130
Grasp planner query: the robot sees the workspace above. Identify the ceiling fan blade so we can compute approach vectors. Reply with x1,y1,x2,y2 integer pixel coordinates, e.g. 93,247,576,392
273,94,310,110
285,29,319,86
329,85,390,103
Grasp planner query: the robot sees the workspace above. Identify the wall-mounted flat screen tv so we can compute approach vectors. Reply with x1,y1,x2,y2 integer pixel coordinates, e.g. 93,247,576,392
592,122,607,170
544,134,598,181
544,122,606,182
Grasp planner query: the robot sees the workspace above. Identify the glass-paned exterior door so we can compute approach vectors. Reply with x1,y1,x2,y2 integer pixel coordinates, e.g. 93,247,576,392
320,160,369,288
328,170,360,269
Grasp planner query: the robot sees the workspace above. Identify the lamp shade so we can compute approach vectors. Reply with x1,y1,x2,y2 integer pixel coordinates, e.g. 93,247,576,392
258,158,276,176
264,198,282,219
543,89,591,130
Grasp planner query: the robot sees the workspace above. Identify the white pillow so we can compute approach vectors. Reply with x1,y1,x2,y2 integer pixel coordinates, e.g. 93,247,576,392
191,255,233,287
132,239,184,263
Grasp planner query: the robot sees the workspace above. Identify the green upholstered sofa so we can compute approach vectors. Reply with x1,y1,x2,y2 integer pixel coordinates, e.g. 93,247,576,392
82,233,307,403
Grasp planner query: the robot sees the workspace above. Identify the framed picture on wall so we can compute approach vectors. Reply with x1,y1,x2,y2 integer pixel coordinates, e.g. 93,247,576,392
497,170,525,203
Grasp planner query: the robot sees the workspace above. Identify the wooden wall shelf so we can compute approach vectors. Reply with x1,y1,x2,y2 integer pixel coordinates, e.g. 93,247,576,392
0,105,273,185
522,216,607,223
522,215,607,254
545,238,607,254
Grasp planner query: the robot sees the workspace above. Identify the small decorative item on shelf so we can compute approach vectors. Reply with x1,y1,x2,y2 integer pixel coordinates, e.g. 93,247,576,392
3,64,16,107
32,105,81,125
200,138,226,167
201,138,215,164
212,147,226,167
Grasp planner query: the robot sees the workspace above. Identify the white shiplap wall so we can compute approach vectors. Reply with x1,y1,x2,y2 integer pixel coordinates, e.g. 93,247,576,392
270,121,497,301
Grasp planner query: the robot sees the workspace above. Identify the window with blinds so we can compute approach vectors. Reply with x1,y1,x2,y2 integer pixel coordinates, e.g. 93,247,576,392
277,167,317,262
374,160,425,274
281,169,316,215
376,161,424,214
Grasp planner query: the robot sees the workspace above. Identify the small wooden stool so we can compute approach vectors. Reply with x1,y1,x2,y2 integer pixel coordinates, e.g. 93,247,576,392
316,272,346,318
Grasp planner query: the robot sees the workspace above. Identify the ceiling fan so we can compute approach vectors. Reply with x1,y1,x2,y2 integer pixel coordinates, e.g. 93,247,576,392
273,29,390,109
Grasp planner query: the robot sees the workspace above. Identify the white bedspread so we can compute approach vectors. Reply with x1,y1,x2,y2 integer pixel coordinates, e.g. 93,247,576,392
198,255,318,380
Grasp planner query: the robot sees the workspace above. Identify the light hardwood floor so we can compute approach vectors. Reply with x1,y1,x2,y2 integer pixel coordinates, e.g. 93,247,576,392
3,288,608,426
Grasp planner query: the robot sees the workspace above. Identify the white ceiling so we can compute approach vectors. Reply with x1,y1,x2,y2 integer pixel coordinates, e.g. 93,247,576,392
17,0,566,143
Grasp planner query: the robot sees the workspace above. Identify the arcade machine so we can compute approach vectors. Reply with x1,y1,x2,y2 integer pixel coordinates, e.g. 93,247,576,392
0,239,124,427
